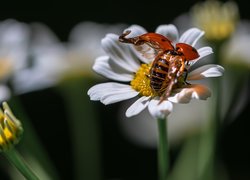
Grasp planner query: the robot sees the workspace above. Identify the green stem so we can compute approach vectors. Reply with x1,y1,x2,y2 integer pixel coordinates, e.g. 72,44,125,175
3,148,39,180
157,117,168,180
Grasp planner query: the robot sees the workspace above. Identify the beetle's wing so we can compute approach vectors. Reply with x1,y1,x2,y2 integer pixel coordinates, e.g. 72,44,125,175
133,44,159,62
119,31,175,63
176,43,199,61
132,33,174,62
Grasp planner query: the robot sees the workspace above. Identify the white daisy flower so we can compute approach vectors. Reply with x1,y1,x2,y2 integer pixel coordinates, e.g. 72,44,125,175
87,24,224,119
12,22,68,94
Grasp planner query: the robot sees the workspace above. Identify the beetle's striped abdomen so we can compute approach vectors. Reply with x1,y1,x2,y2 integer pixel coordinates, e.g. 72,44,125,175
149,54,171,95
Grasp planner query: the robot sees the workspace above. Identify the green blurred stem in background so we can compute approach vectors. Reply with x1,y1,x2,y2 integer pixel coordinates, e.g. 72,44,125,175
197,42,223,180
58,77,101,180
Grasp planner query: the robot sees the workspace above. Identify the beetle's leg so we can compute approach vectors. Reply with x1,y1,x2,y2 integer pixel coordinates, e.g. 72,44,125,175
119,30,145,46
183,68,191,85
178,58,190,85
158,78,175,104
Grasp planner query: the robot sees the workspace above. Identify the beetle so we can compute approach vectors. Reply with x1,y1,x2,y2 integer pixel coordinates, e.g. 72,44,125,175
119,30,199,103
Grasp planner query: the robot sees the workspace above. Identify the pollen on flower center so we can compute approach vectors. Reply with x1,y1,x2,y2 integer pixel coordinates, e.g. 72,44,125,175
131,63,155,97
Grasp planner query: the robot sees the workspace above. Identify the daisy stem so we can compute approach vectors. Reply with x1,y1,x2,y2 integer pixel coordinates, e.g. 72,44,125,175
3,148,39,180
157,117,168,180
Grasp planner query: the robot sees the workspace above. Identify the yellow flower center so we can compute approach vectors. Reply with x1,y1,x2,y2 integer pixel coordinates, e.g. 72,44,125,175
130,63,155,97
131,62,188,98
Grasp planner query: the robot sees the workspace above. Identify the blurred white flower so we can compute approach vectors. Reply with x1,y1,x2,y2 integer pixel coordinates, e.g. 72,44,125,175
219,20,250,122
13,21,126,94
88,24,223,119
12,23,68,94
191,0,239,41
221,20,250,68
0,19,30,100
0,19,30,73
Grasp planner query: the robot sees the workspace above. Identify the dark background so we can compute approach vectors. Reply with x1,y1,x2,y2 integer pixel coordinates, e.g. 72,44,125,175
1,0,249,41
0,0,249,180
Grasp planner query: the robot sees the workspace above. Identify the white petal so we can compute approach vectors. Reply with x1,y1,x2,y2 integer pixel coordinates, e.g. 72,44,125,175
198,46,213,58
168,84,211,103
189,46,214,66
148,99,173,119
93,56,133,81
100,90,139,105
188,64,225,80
126,96,150,117
102,33,140,72
179,28,204,46
87,82,139,105
155,24,179,43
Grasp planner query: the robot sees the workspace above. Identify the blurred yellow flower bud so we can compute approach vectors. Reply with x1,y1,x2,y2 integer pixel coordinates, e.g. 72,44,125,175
191,0,239,41
0,102,23,152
